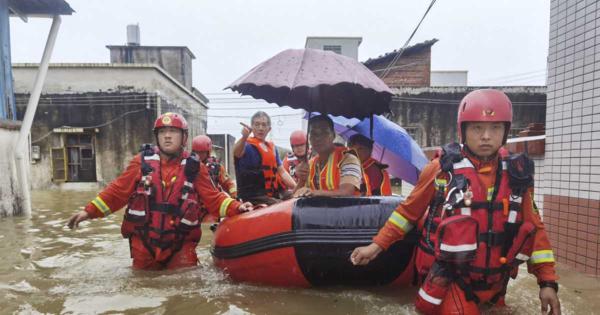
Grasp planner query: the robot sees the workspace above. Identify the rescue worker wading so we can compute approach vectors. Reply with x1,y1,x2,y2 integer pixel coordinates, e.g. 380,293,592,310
294,115,362,197
192,135,238,222
233,111,296,206
192,135,237,199
347,134,392,196
283,130,308,184
351,90,561,315
68,113,253,270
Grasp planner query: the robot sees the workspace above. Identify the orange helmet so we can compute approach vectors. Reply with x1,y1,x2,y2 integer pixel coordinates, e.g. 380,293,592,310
457,89,512,144
290,130,307,146
192,135,212,152
153,112,189,132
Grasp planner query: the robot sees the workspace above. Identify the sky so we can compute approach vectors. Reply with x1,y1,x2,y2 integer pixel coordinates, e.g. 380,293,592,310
9,0,550,149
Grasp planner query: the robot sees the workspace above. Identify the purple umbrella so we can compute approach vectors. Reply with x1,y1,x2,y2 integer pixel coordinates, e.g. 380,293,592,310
226,48,392,119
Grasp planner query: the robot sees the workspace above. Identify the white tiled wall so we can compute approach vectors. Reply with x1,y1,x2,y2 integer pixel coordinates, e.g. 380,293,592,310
546,0,600,202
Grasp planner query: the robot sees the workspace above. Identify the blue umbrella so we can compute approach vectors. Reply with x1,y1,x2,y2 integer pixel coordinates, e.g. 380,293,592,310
305,113,428,185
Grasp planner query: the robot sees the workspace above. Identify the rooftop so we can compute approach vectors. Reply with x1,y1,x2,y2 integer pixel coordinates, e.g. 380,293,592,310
8,0,74,16
106,45,196,59
305,36,363,47
363,39,438,66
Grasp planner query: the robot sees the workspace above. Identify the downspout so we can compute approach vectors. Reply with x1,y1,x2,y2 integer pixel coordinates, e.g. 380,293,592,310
14,15,61,215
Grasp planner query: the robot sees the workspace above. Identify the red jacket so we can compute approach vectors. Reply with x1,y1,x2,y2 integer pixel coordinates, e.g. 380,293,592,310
85,153,241,219
373,152,558,283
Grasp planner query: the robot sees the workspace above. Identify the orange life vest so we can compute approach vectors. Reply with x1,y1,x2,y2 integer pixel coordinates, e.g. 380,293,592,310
308,147,360,196
361,157,392,196
121,146,202,264
237,137,280,198
415,143,537,307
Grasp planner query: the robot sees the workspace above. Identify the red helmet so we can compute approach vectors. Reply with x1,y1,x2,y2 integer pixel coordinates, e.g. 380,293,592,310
457,89,512,144
192,135,212,152
290,130,307,146
153,112,189,132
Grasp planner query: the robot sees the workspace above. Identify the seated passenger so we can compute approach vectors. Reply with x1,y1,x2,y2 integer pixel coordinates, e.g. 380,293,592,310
233,111,296,205
347,134,392,196
294,115,362,197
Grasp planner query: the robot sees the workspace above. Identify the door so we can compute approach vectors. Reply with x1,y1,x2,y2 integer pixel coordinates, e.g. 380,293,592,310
65,133,97,182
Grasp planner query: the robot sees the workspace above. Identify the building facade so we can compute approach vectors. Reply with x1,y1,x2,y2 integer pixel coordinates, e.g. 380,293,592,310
305,36,362,60
390,86,547,147
542,0,600,275
13,62,208,189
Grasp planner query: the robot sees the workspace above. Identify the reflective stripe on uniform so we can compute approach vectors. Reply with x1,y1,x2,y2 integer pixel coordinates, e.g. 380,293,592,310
530,250,555,264
418,288,442,305
440,243,477,252
91,196,111,217
508,210,518,223
144,154,160,161
516,253,530,261
181,218,199,226
388,211,413,233
325,153,336,190
460,207,471,215
219,197,235,217
453,159,474,170
127,209,145,216
487,187,494,201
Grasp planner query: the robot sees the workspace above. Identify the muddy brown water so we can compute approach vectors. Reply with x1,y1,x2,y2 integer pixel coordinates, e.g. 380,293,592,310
0,190,598,314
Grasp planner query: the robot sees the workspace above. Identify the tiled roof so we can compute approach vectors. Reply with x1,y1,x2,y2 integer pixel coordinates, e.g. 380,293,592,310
363,39,438,66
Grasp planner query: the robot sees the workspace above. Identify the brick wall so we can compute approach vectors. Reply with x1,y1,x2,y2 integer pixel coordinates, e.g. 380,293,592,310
365,48,432,88
543,0,600,275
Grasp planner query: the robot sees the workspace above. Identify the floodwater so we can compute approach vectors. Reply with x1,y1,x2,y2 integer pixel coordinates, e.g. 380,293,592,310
0,191,599,314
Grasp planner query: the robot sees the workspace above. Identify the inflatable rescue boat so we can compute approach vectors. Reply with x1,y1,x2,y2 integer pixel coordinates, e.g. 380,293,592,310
211,196,418,287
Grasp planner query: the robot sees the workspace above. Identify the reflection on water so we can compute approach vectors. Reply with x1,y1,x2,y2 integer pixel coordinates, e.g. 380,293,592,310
0,190,598,314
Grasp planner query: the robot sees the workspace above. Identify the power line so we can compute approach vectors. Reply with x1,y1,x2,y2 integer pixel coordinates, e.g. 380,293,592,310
478,69,547,82
380,0,437,79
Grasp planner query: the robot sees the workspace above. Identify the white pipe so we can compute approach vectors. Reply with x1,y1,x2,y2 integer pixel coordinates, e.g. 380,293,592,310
14,15,61,215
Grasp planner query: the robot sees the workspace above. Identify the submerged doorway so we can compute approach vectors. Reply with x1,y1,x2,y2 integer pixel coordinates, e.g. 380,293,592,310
51,128,97,182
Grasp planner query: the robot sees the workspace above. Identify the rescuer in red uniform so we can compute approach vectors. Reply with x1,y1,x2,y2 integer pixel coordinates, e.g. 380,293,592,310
351,90,561,314
68,112,253,270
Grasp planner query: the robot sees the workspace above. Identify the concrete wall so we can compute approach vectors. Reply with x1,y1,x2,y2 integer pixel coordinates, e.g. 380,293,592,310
430,71,468,86
12,63,206,114
11,64,208,189
305,37,362,60
390,86,547,147
15,93,155,188
543,0,600,275
108,46,194,90
0,120,22,216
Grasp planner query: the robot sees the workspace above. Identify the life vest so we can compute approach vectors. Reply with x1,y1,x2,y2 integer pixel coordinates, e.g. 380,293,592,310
308,147,344,191
361,158,392,196
414,143,537,309
308,147,360,196
206,156,222,190
283,152,305,183
235,137,279,199
120,144,202,264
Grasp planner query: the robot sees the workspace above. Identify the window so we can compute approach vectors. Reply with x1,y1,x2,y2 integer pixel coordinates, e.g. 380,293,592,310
323,45,342,55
